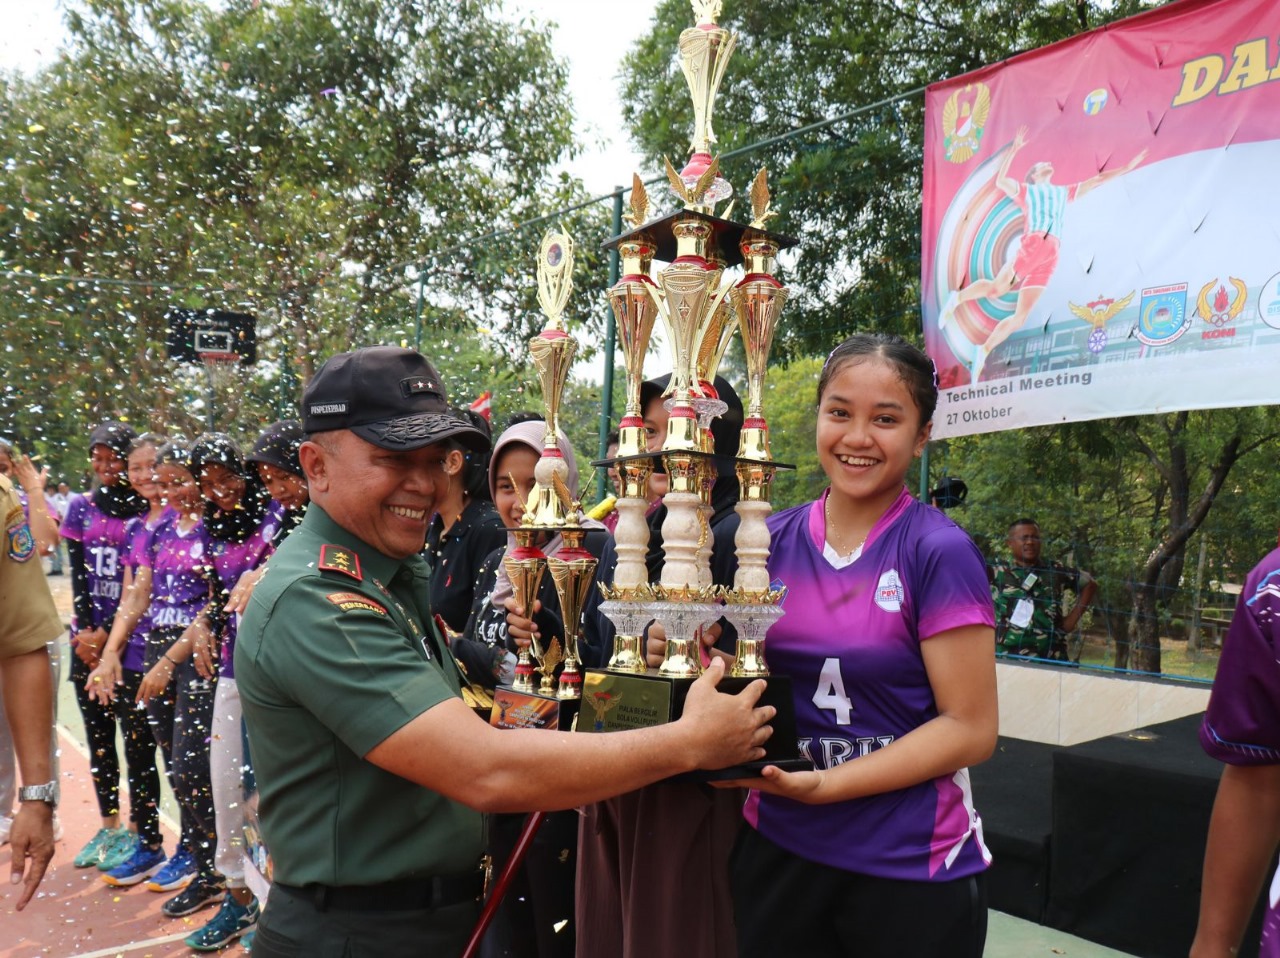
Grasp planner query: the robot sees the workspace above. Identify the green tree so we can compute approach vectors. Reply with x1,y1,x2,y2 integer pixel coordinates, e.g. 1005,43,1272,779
0,0,603,458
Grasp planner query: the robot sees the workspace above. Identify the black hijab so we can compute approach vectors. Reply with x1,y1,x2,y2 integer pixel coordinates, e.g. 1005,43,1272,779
89,421,148,520
190,433,271,543
643,374,745,575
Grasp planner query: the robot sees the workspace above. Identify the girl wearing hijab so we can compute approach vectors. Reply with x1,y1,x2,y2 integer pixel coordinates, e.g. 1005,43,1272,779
570,375,748,958
459,419,608,958
60,420,152,873
424,408,505,635
181,433,280,951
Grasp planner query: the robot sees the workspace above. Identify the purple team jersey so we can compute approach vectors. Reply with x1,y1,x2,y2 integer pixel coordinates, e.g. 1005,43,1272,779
744,487,995,882
207,500,281,678
141,514,212,635
121,510,171,672
61,493,131,630
1200,547,1280,958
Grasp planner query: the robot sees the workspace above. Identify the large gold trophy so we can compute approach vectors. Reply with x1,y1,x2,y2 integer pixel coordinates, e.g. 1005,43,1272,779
489,229,599,732
577,0,806,776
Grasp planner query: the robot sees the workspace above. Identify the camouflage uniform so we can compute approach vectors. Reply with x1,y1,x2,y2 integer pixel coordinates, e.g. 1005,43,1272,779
990,557,1084,659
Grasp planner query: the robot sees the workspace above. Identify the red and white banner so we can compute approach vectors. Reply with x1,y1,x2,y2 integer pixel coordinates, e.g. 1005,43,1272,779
922,0,1280,438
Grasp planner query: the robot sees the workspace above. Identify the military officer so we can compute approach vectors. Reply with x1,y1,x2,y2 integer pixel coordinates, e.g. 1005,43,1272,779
0,471,60,909
236,346,773,958
991,517,1097,660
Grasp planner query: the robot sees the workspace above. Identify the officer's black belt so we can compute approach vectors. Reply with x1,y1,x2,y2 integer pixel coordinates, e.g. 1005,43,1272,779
277,872,484,912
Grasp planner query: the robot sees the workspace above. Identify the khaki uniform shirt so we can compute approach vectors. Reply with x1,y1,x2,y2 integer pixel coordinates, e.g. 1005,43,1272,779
0,475,63,658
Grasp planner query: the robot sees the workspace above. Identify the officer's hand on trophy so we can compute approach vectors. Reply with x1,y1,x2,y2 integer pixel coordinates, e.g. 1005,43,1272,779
679,658,774,770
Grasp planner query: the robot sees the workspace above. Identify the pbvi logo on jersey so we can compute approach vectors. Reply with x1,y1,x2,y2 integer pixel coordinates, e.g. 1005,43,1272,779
874,570,904,613
1196,277,1247,339
941,83,990,164
1137,284,1190,347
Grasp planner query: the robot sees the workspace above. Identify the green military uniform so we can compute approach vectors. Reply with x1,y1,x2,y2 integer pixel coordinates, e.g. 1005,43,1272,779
237,503,485,949
990,557,1084,659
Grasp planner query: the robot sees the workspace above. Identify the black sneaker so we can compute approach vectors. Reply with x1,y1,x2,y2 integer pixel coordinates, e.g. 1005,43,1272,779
162,876,227,918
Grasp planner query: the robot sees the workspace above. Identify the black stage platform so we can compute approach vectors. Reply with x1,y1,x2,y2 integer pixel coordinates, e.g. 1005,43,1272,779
971,712,1267,958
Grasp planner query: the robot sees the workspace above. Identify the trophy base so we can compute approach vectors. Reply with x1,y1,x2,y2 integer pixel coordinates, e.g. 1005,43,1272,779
575,668,803,778
489,684,581,731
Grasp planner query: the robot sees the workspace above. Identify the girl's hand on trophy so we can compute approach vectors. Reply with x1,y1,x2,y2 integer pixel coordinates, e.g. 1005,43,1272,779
733,765,828,804
644,622,667,668
504,596,541,647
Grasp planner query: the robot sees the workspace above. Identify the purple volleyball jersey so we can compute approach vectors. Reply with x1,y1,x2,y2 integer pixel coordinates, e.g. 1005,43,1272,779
743,487,995,881
1200,547,1280,958
61,493,131,630
208,501,281,678
121,510,171,672
141,515,212,634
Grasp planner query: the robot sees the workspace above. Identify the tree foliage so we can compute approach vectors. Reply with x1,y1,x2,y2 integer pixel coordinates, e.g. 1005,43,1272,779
0,0,607,476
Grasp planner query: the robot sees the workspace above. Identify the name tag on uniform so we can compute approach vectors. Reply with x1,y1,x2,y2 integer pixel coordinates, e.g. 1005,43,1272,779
1010,598,1034,629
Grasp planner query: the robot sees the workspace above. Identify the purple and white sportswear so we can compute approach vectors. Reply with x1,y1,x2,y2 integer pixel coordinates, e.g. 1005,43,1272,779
744,487,995,882
1200,546,1280,958
61,493,131,630
141,514,212,633
208,500,280,678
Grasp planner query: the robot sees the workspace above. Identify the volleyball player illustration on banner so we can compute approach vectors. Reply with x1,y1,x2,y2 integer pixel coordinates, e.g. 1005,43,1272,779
939,125,1147,382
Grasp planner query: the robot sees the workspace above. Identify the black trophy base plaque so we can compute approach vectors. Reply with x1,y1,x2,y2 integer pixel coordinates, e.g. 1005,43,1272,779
575,667,809,781
489,685,581,732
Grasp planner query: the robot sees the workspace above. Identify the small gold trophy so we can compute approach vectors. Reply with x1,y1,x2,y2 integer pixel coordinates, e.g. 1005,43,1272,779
577,0,807,779
489,228,598,732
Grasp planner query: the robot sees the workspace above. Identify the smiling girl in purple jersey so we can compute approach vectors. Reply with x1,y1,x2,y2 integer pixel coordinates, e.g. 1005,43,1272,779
727,334,997,958
181,434,278,951
60,420,152,872
82,434,169,888
115,441,224,915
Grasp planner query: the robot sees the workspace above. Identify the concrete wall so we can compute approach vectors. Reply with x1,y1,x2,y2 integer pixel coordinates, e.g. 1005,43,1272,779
996,660,1211,746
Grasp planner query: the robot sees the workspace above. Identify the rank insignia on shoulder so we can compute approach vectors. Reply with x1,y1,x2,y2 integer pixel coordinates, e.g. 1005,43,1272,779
326,592,388,615
319,544,362,581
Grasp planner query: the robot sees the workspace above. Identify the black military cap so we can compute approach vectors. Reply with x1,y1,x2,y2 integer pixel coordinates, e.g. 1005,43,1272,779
303,346,488,452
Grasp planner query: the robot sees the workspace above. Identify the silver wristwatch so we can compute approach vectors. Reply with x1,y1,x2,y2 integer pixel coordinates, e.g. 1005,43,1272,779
18,782,58,807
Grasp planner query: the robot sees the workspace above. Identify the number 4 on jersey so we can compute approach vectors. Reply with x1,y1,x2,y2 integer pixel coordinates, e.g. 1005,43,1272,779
812,657,852,725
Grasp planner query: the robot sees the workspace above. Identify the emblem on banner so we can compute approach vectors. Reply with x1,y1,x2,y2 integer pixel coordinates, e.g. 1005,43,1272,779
942,83,990,164
1258,272,1280,331
1195,277,1247,328
1082,89,1109,115
1068,291,1134,353
1136,284,1190,347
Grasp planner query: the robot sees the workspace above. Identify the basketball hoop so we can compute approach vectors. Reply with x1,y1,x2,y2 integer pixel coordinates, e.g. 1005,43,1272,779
167,308,258,431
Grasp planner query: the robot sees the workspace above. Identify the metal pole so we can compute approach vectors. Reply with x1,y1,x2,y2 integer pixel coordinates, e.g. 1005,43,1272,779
414,266,426,352
204,361,216,432
596,186,624,502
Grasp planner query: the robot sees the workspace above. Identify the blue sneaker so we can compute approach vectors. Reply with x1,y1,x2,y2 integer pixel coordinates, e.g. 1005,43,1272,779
102,843,166,886
185,894,260,952
96,828,139,871
147,845,197,892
